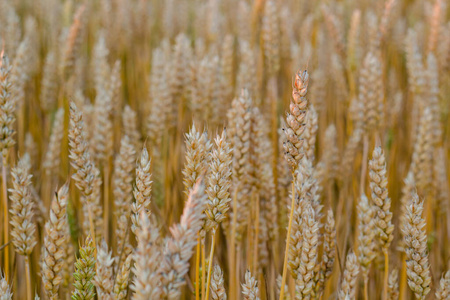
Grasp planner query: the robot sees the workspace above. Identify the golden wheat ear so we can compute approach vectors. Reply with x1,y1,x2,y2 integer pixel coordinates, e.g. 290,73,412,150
401,191,431,299
242,269,260,300
42,183,69,300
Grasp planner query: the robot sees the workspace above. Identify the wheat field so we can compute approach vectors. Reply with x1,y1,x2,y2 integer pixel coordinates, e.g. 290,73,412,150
0,0,448,299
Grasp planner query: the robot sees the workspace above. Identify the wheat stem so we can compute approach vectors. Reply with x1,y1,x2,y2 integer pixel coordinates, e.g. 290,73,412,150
2,158,9,280
230,184,239,298
360,134,369,194
252,193,260,274
279,181,295,300
103,160,110,243
196,236,201,300
236,246,241,297
25,255,32,300
364,278,369,300
201,239,206,300
384,251,389,300
399,256,407,300
87,205,97,257
205,229,216,300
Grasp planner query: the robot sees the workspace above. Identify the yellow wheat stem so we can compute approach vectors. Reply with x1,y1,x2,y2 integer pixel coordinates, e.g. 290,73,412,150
87,204,97,257
230,185,239,298
25,255,32,300
201,238,206,300
196,235,201,300
236,246,241,297
103,160,111,243
384,251,389,300
2,158,9,280
360,135,369,194
204,229,216,300
399,255,407,300
253,194,260,274
279,181,296,300
364,278,369,300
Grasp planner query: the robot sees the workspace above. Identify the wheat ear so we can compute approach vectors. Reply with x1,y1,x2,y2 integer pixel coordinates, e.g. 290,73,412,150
131,213,161,300
114,254,132,300
210,264,227,300
338,250,359,300
0,272,12,300
71,235,96,300
283,69,309,170
436,271,450,299
131,145,152,234
401,191,431,299
357,194,376,284
369,146,394,300
42,183,69,300
242,269,260,300
158,181,206,299
387,268,399,300
93,240,114,299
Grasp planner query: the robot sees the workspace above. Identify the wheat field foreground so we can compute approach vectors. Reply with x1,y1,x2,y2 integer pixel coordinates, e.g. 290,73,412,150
0,0,448,299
